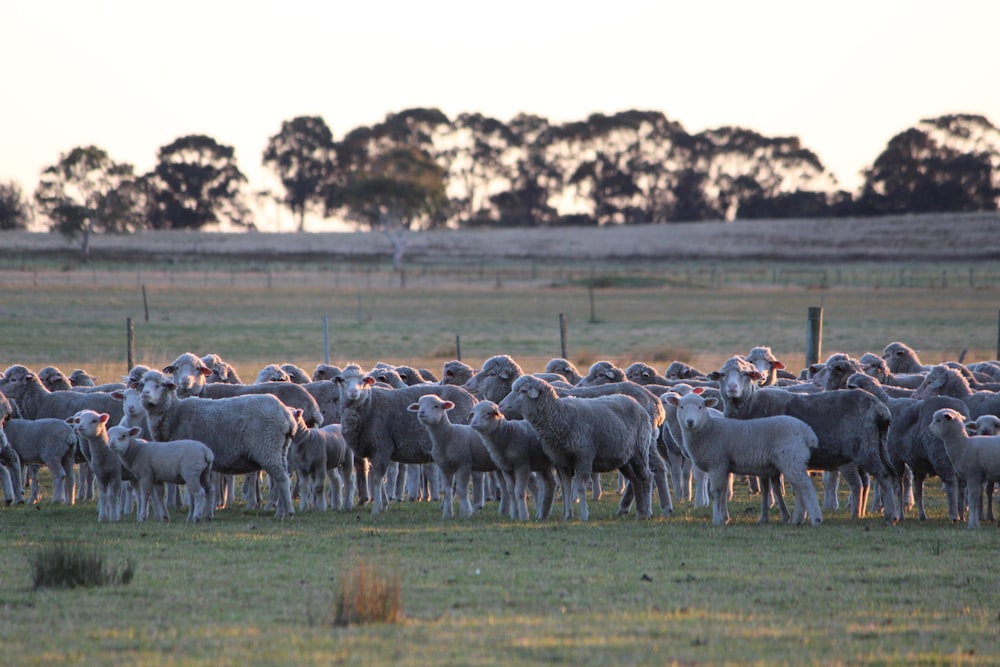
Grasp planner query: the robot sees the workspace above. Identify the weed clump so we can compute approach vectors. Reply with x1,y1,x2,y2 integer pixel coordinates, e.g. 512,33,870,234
333,556,402,626
29,540,135,589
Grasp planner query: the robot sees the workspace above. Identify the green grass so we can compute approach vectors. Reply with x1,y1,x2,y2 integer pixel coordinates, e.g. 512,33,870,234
0,482,997,666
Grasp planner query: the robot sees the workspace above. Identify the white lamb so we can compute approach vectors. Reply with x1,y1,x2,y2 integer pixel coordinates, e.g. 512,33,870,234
106,425,215,523
928,408,1000,529
665,391,822,526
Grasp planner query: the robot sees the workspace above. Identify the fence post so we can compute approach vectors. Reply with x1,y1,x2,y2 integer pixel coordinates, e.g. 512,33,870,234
806,307,823,368
455,335,462,362
323,315,330,365
126,317,135,374
559,313,568,359
141,285,149,322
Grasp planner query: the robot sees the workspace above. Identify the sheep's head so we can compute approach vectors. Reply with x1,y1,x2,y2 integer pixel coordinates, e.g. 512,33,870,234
468,400,503,433
106,425,142,455
664,391,717,432
466,355,523,402
440,360,474,386
407,394,455,426
164,353,211,398
38,366,71,391
67,409,110,439
312,364,342,383
578,361,624,387
882,341,921,374
928,407,967,441
334,364,373,404
139,370,178,410
967,415,1000,436
708,357,760,400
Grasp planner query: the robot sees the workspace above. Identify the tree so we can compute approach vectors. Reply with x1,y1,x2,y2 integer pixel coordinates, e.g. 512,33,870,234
34,146,146,260
262,116,334,232
0,180,31,230
147,135,251,230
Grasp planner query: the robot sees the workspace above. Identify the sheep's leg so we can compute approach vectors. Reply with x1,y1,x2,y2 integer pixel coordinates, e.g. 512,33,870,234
470,471,485,512
456,468,474,518
342,463,356,511
901,466,915,511
911,471,929,521
151,482,170,523
0,466,14,505
822,470,840,511
537,468,556,520
42,456,67,505
758,477,772,523
354,458,370,505
368,457,390,515
985,481,996,523
747,475,761,495
592,472,603,501
786,469,822,525
314,469,327,512
967,479,983,529
261,461,294,520
439,468,456,519
511,468,530,521
573,466,591,522
650,449,673,517
693,467,710,507
771,474,790,523
872,471,899,524
709,471,730,525
404,464,421,501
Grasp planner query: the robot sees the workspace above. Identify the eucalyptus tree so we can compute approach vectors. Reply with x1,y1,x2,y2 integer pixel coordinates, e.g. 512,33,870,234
0,180,31,230
262,115,334,232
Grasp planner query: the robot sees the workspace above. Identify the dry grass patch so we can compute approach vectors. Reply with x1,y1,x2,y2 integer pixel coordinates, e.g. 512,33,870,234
333,553,403,626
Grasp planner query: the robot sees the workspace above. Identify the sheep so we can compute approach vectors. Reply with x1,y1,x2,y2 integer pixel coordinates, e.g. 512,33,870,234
395,365,435,386
967,415,1000,521
625,363,670,386
882,341,931,375
66,410,124,522
846,372,969,521
664,361,707,382
163,352,213,398
911,364,1000,420
2,416,79,505
124,365,151,389
545,358,584,385
744,347,788,386
0,430,21,505
335,364,476,515
576,361,626,387
281,364,312,384
201,354,243,384
665,391,822,526
255,364,291,384
287,410,355,512
68,369,97,387
408,394,500,519
311,364,343,382
858,353,925,390
369,367,412,389
138,369,297,519
497,374,654,521
200,381,324,428
0,365,124,423
106,424,214,523
38,366,72,391
710,356,899,523
812,353,863,391
464,355,525,403
468,400,556,520
440,360,475,386
928,408,1000,529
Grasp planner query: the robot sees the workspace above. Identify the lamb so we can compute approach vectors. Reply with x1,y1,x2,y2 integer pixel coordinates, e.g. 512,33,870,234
812,353,862,391
710,356,899,523
335,364,476,515
928,408,1000,529
201,354,243,384
545,358,584,385
124,365,151,389
287,410,355,512
3,417,79,505
138,369,297,519
0,365,124,423
665,391,822,526
745,347,789,386
163,352,213,397
66,410,124,522
0,430,21,505
967,415,1000,521
106,424,214,523
408,394,500,519
464,355,526,403
911,364,1000,420
496,374,654,521
882,341,932,375
395,365,435,386
468,400,556,520
576,361,626,387
440,360,475,386
69,369,97,387
857,353,925,391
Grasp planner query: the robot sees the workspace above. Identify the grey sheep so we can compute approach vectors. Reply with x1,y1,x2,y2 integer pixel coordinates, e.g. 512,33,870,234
3,416,77,505
710,356,899,523
287,410,355,512
929,408,1000,529
281,364,312,384
440,360,475,386
201,354,243,384
745,347,789,386
0,365,124,423
464,355,568,403
66,410,124,522
664,361,707,382
468,400,556,520
106,424,215,523
858,353,925,391
497,375,654,521
882,341,931,375
576,360,626,387
38,366,72,391
138,369,298,519
911,364,1000,420
163,352,213,398
200,381,324,428
625,363,670,386
335,364,476,515
666,391,822,526
408,394,500,519
255,364,291,384
311,364,343,383
69,369,97,387
544,358,584,385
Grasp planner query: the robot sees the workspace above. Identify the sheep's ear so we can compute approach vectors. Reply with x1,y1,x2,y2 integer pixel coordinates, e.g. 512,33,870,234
772,361,785,370
99,413,110,424
128,426,142,437
707,371,722,381
747,369,764,381
64,416,76,425
24,373,35,382
442,400,455,411
691,386,705,395
406,403,420,412
163,365,175,373
363,376,376,386
199,366,212,376
526,386,540,399
664,394,680,407
110,390,124,400
704,397,719,408
164,380,179,392
966,423,979,435
293,408,303,420
498,369,511,380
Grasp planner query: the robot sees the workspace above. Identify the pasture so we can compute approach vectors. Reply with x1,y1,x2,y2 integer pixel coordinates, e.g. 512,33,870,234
2,223,1000,664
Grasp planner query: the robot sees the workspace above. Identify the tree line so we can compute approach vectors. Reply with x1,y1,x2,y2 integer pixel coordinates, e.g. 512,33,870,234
1,109,997,255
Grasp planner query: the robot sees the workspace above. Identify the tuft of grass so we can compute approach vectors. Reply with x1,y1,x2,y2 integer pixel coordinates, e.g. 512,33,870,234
332,555,402,626
29,540,135,590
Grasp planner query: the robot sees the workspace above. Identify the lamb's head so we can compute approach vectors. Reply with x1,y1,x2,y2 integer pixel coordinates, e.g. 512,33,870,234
111,387,146,427
407,394,455,427
334,364,373,406
163,352,211,398
745,346,784,385
664,390,718,433
106,425,142,457
201,354,237,383
883,341,922,374
38,366,71,391
577,361,625,387
0,365,42,398
370,367,407,388
846,372,878,394
0,392,14,423
497,374,554,416
394,366,425,386
966,414,1000,437
708,357,761,401
465,355,523,403
928,407,968,442
139,370,179,412
468,400,503,434
67,409,110,440
663,361,698,381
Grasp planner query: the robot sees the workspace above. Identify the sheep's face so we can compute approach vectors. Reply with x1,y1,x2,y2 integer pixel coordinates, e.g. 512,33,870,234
710,359,760,400
407,395,454,426
68,409,109,439
140,372,178,410
466,358,520,403
929,408,966,441
335,367,372,404
468,401,502,433
967,415,1000,436
668,393,716,433
498,376,546,415
118,388,146,424
106,425,141,455
911,366,951,400
164,354,211,398
256,365,290,384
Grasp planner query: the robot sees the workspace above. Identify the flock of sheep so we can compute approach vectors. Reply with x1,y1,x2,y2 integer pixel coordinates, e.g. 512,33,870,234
2,341,1000,528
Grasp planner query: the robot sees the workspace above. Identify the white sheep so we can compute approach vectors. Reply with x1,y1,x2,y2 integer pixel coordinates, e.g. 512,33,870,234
0,364,124,423
468,400,556,520
138,369,297,519
439,360,475,386
106,424,215,523
408,394,500,519
497,375,654,521
3,417,77,504
255,364,292,384
66,410,123,522
928,408,1000,529
665,391,822,526
287,410,355,512
576,360,626,387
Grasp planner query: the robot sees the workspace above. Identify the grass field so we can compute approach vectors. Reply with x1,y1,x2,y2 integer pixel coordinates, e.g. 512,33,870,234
2,232,1000,665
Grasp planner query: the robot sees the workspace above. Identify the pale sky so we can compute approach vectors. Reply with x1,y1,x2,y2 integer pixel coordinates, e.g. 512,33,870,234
3,0,998,231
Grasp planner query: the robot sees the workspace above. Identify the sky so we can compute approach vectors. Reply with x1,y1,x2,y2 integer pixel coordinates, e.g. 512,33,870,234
3,0,999,231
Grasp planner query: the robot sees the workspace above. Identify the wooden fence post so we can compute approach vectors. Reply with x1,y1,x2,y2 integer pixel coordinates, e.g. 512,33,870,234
806,306,823,368
126,318,135,373
559,313,568,359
